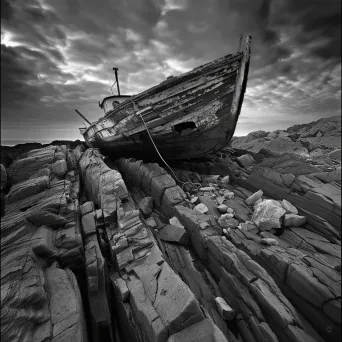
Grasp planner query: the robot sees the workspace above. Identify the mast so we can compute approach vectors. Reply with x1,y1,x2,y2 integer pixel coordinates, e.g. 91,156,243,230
113,67,121,95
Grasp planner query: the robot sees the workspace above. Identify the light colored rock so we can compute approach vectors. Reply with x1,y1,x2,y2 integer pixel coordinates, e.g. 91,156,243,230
215,297,235,320
216,196,225,205
190,196,199,204
260,238,278,245
113,277,129,302
217,204,228,213
251,199,286,231
223,190,234,199
199,187,215,192
169,216,185,228
284,214,306,227
281,199,298,214
194,203,209,214
221,175,230,185
236,154,256,168
157,224,189,246
139,196,154,216
245,189,263,206
227,207,234,214
218,214,239,229
253,198,263,209
240,221,258,232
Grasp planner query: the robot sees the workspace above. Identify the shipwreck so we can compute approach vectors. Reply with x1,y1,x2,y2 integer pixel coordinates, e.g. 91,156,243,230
78,35,251,160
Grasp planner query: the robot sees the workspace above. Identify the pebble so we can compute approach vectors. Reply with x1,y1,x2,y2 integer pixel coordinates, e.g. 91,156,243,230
245,189,263,206
215,297,235,320
284,214,306,227
217,204,228,213
216,196,225,205
221,175,230,185
190,196,199,204
199,187,215,192
223,190,235,199
281,199,298,214
260,238,278,245
194,203,209,214
227,208,234,214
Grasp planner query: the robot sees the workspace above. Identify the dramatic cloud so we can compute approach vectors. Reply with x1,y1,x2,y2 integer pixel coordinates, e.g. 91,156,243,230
1,0,341,144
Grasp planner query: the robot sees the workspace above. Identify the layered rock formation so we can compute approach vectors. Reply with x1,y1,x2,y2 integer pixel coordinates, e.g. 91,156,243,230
231,116,341,162
1,145,87,342
1,128,340,342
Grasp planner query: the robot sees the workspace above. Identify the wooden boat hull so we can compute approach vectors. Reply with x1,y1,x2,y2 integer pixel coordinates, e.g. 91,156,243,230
82,36,251,160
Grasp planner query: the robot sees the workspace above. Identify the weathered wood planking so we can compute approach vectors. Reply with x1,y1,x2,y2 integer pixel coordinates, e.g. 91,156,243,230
82,36,252,160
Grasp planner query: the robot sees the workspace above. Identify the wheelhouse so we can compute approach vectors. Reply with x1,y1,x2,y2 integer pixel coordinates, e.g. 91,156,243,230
99,95,131,115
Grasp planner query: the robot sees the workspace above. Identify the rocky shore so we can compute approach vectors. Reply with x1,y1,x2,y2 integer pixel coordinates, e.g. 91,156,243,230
1,116,340,342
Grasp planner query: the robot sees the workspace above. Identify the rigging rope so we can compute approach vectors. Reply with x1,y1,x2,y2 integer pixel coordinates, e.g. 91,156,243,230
131,99,202,194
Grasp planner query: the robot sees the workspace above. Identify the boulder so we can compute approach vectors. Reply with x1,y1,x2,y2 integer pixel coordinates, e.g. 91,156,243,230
50,159,68,177
139,196,154,216
157,224,189,246
284,214,306,227
251,199,286,231
236,154,257,168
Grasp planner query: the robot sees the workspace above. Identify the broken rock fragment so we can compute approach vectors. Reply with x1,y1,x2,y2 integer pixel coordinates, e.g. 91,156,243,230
245,189,263,206
223,190,234,199
157,224,189,246
281,199,298,214
169,216,184,228
139,196,154,216
167,319,228,342
221,175,230,185
194,203,209,214
251,199,286,231
215,297,235,320
236,154,256,168
218,214,239,229
217,204,228,213
260,238,278,245
284,214,306,227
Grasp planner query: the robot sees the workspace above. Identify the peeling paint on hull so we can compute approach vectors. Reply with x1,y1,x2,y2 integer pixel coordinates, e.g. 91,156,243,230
82,36,252,160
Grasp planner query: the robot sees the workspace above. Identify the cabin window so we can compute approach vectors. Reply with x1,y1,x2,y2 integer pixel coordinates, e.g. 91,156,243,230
112,100,120,109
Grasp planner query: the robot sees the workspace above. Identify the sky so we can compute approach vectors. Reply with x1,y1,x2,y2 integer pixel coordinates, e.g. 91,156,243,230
1,0,341,144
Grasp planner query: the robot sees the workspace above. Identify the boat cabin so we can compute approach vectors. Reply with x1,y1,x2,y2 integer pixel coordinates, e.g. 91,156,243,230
99,95,131,115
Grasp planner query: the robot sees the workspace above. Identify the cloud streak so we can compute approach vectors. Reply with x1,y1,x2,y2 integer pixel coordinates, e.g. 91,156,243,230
1,0,340,143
